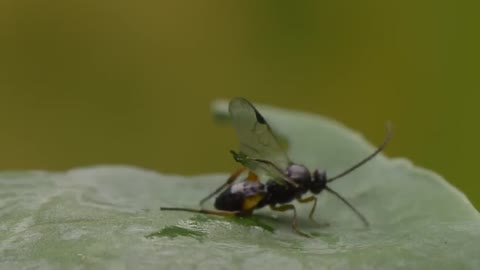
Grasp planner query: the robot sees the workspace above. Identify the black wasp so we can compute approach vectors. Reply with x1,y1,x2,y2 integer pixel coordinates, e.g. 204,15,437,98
161,97,391,236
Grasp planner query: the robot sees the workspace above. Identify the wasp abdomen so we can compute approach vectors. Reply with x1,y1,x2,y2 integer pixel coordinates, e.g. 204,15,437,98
214,181,266,211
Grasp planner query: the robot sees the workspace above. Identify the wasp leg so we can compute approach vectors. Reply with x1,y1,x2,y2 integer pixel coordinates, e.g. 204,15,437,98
297,196,329,227
270,204,310,237
199,167,246,208
161,207,250,217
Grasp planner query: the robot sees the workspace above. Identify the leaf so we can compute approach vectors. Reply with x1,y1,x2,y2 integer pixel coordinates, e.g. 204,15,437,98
0,100,479,270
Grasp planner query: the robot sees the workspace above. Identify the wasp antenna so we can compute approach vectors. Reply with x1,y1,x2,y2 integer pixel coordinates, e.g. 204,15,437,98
325,187,369,227
327,122,392,183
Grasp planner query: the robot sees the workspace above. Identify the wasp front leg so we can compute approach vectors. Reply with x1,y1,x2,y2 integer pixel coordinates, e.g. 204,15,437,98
270,204,310,237
297,196,329,227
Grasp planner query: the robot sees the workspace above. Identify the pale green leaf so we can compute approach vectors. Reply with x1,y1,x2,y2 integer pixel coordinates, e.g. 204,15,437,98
0,100,478,269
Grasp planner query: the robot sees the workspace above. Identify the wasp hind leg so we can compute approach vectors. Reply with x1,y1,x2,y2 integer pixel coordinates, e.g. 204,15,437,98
161,207,250,217
270,204,310,237
297,196,329,227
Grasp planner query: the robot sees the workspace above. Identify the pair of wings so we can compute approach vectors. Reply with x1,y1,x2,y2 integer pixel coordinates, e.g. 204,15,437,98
228,98,297,186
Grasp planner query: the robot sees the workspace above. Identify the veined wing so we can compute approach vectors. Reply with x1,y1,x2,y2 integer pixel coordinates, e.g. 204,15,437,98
229,98,293,184
228,98,290,168
231,151,298,186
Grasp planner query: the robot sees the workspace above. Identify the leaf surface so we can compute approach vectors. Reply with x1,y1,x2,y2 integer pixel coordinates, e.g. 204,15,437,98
0,100,478,270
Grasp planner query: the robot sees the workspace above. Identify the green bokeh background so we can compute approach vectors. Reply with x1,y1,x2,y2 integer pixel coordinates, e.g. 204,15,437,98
0,1,478,207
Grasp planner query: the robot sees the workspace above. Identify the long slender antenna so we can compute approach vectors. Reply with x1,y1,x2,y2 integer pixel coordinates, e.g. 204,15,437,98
327,122,392,183
325,187,369,227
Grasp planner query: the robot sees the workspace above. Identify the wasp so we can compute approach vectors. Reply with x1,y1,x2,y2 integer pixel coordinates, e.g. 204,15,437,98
161,98,391,236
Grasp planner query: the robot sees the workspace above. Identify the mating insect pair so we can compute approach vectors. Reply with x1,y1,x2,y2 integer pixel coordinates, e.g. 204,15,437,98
161,98,391,236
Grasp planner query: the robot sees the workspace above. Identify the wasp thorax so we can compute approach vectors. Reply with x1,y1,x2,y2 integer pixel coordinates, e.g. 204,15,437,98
311,169,327,194
286,164,311,190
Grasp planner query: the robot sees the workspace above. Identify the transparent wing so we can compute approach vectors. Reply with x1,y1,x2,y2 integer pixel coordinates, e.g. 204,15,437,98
229,98,291,169
229,98,293,184
231,151,297,186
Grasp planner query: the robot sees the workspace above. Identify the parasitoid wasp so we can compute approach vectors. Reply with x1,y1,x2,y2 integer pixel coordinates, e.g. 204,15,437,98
161,97,391,236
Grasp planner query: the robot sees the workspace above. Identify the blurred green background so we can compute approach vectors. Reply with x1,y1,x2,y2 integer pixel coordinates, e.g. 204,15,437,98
0,1,478,207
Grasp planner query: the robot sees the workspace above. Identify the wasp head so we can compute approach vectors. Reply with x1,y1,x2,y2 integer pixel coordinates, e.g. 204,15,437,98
311,169,327,194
